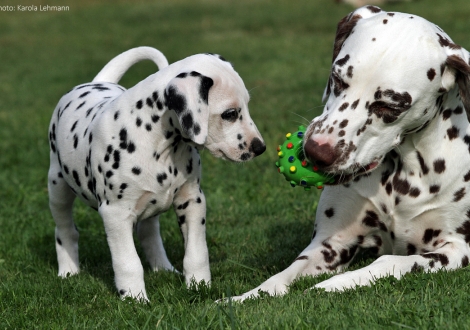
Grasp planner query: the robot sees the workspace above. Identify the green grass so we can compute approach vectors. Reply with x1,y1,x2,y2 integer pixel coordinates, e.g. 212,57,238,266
1,0,470,328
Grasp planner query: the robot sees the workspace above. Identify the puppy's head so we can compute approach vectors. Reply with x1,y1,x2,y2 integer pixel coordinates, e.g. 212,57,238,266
164,54,265,162
304,6,470,183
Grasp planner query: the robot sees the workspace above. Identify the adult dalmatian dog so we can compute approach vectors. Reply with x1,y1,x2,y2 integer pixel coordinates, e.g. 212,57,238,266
48,47,265,301
233,6,470,301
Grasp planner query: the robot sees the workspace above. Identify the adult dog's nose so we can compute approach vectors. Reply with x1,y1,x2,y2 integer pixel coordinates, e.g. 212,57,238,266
249,137,266,156
304,139,337,169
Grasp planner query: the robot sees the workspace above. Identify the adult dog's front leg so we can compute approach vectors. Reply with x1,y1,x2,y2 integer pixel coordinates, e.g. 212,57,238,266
231,187,381,302
174,184,210,287
314,241,470,292
99,205,148,301
230,232,363,301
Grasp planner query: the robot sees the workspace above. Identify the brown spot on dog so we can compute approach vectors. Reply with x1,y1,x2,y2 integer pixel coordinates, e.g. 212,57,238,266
339,102,349,111
339,119,349,128
437,33,462,50
351,99,360,110
427,68,436,81
447,126,460,140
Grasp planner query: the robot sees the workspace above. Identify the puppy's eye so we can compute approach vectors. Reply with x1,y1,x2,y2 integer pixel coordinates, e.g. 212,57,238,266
221,108,238,122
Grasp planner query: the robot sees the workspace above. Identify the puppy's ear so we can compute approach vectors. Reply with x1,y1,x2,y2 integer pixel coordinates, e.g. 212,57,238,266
164,71,214,145
442,46,470,118
323,6,383,102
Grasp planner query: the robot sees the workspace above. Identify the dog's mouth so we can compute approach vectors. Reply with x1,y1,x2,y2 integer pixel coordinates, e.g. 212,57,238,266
326,159,382,185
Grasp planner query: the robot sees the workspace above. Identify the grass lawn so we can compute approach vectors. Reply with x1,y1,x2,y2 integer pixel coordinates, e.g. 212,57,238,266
1,0,470,328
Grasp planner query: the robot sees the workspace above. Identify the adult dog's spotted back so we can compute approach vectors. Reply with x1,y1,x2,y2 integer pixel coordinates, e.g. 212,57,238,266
48,47,265,301
232,6,470,301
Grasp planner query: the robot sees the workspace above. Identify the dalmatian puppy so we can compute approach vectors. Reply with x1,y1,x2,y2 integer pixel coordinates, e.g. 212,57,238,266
48,46,266,301
232,6,470,301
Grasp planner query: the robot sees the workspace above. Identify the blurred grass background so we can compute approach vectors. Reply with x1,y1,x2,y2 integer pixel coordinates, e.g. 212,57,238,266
1,0,470,328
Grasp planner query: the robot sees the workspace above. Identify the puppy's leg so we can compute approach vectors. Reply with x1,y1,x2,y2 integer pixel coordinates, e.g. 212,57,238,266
174,184,210,286
136,215,176,272
314,241,470,292
99,204,148,301
48,165,80,277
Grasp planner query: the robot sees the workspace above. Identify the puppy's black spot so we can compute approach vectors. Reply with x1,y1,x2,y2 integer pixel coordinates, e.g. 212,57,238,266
165,86,186,115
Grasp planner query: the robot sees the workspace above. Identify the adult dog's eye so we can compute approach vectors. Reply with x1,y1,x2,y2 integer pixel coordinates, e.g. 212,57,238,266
221,108,238,122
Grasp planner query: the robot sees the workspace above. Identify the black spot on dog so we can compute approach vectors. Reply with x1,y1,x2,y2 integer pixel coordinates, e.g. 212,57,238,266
127,142,136,154
456,220,470,243
157,173,168,185
151,115,160,123
177,201,190,210
453,188,466,202
433,159,446,173
422,253,449,266
325,208,334,218
76,101,86,110
411,262,424,273
72,170,81,187
335,54,350,67
181,113,194,132
362,210,387,232
186,158,193,174
136,100,143,109
422,229,441,244
464,170,470,182
132,167,141,175
462,256,469,267
165,86,186,115
199,75,214,104
407,243,417,255
429,185,440,194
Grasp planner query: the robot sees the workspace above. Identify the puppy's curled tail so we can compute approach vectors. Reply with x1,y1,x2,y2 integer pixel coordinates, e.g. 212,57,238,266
92,46,169,84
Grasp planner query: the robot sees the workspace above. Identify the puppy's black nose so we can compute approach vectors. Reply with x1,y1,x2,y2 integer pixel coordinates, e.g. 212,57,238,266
249,137,266,156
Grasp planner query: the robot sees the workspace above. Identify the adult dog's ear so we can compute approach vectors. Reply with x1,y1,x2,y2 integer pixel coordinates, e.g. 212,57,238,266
164,71,214,145
441,41,470,118
323,6,383,102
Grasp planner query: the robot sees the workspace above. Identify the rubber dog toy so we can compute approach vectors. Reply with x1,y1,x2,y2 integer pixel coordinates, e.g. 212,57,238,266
276,125,335,190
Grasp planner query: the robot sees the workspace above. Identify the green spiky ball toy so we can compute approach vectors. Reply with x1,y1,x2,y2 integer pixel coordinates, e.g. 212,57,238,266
276,125,335,190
